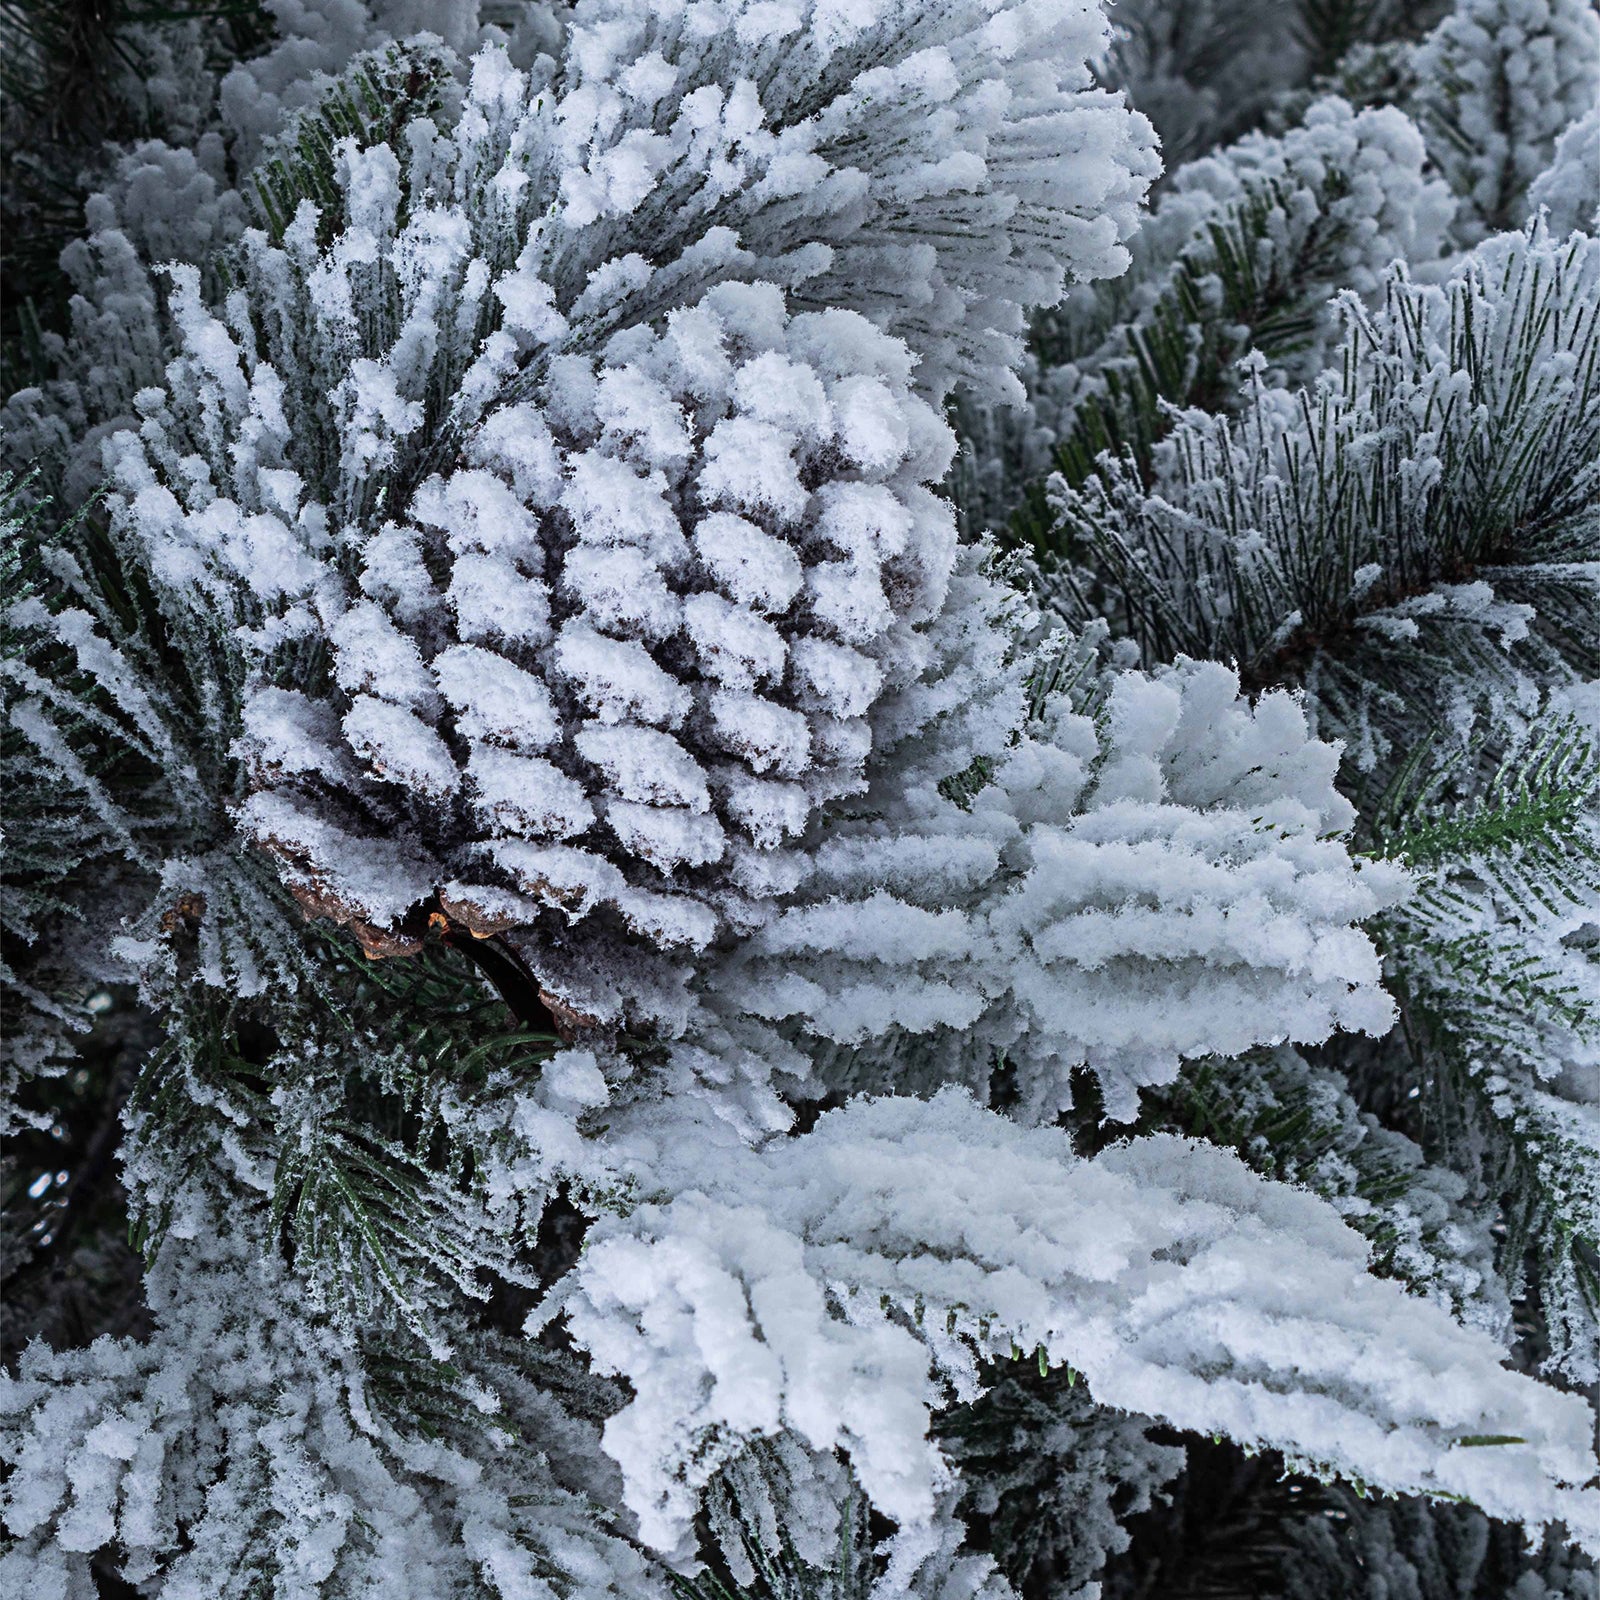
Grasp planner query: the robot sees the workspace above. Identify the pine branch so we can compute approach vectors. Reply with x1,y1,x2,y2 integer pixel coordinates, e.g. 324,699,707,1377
125,928,562,1356
247,43,451,247
1148,1047,1505,1325
959,90,1453,544
1039,176,1359,502
0,0,275,391
1041,226,1599,764
1292,0,1387,80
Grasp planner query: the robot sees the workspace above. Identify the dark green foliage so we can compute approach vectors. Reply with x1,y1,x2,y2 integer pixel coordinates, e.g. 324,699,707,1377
0,0,270,130
4,477,240,849
1369,717,1600,900
1,998,155,1366
957,85,1455,546
937,1366,1183,1599
1365,722,1600,1377
1,472,121,1132
675,1443,878,1600
669,1515,872,1600
0,449,299,1012
126,928,562,1342
0,473,94,947
1017,172,1367,535
1153,1046,1502,1320
1099,1435,1587,1600
1293,0,1388,80
0,0,274,391
1101,1436,1326,1600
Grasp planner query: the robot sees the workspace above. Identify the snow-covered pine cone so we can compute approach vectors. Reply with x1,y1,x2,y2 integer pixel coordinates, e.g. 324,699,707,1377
232,278,956,1023
109,102,958,1026
102,11,1159,1027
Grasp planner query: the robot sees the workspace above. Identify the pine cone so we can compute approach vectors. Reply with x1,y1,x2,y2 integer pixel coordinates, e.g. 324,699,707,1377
233,279,956,1024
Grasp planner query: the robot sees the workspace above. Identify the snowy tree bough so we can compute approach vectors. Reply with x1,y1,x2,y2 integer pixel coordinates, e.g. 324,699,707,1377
551,1090,1600,1558
3,0,1600,1594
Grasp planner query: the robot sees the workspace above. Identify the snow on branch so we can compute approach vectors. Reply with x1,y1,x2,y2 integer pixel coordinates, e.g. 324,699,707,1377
710,612,1408,1123
553,0,1161,400
552,1088,1600,1556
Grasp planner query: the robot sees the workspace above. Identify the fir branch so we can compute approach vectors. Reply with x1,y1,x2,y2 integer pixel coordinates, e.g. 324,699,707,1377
1367,718,1600,917
1366,721,1600,1379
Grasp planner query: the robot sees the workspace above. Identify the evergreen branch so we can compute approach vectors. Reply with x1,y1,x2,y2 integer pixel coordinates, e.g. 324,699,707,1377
1376,832,1600,1381
937,1363,1184,1598
247,45,451,248
1040,226,1600,769
125,930,560,1352
674,1443,877,1600
1044,177,1357,496
1367,717,1600,915
1292,0,1387,79
1147,1047,1503,1322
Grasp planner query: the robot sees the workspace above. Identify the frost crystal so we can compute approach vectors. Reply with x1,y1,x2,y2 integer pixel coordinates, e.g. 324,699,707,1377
1530,107,1600,238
